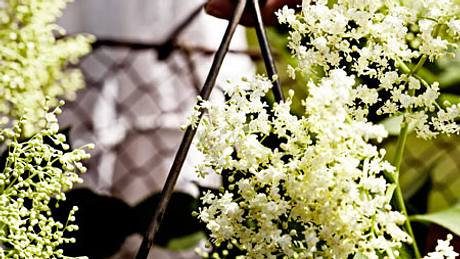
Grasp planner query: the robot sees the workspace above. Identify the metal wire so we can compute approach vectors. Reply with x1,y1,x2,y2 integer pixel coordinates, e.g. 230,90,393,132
90,5,203,61
250,0,284,102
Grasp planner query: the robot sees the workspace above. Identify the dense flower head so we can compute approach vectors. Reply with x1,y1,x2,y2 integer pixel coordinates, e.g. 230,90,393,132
192,72,409,258
277,0,460,140
0,0,92,257
0,0,93,136
188,0,460,258
0,108,92,259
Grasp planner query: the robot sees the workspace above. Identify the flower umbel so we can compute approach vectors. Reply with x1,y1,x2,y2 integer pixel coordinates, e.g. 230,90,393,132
0,0,92,136
190,0,460,258
193,73,408,258
0,109,92,259
277,0,460,140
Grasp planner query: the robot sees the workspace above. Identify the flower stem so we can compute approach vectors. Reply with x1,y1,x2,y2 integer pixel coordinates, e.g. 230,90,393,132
392,120,421,258
392,121,409,173
391,53,431,258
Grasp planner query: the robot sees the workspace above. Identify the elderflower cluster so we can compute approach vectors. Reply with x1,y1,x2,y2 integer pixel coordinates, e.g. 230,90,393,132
0,108,93,259
188,0,460,257
0,0,93,136
192,72,409,258
277,0,460,139
0,0,93,257
422,234,459,259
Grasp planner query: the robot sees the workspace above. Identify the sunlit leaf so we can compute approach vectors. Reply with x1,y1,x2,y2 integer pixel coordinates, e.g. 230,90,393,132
166,231,206,251
411,203,460,236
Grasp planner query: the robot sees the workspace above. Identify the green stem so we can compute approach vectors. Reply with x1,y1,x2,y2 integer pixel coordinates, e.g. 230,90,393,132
389,22,441,258
392,51,432,258
411,55,428,75
393,121,409,173
392,120,421,259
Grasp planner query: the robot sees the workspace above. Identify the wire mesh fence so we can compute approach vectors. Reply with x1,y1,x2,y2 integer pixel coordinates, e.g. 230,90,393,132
63,43,200,203
60,5,260,205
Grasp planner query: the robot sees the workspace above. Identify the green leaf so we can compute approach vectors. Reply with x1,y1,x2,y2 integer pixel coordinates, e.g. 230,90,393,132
403,161,433,201
438,93,460,107
396,243,414,259
410,203,460,236
417,67,437,84
439,68,460,88
166,231,206,251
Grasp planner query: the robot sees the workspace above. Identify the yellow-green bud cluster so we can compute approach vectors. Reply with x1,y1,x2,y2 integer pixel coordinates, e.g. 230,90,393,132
0,108,91,258
0,0,93,136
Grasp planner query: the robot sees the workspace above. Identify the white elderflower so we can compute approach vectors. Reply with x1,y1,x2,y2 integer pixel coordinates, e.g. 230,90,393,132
448,19,460,37
192,72,409,258
278,0,460,139
423,235,459,259
190,0,460,257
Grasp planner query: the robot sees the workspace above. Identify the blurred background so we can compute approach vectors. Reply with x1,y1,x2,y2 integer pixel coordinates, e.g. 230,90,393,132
51,0,460,258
